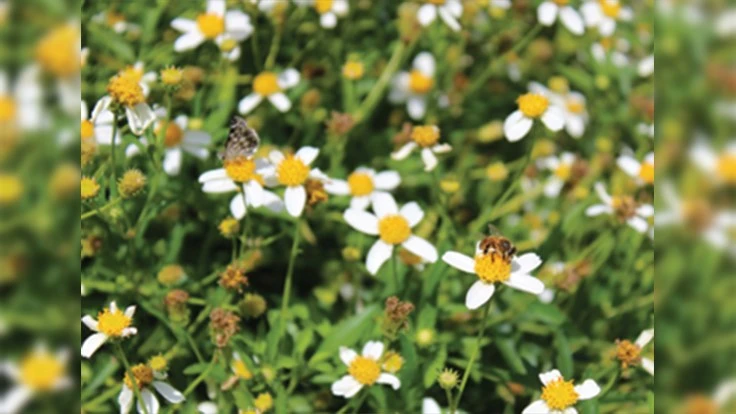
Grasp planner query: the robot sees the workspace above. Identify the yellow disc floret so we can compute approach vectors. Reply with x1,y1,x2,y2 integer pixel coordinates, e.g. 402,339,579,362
80,177,100,200
233,358,253,379
427,0,447,5
160,66,183,86
615,339,642,368
276,155,310,186
554,163,572,180
19,350,65,391
639,162,654,184
124,363,154,390
118,169,146,198
347,172,374,196
716,154,736,183
35,24,80,77
148,354,168,372
378,215,411,245
97,306,132,337
411,125,440,147
81,120,95,140
224,157,263,184
0,96,17,122
409,70,434,94
541,378,579,411
254,392,274,412
315,0,334,14
197,13,225,39
599,0,621,18
218,217,241,238
517,93,549,118
382,351,404,373
342,61,365,80
253,72,281,96
474,253,512,284
348,355,381,385
158,122,184,147
566,99,585,114
553,0,570,6
0,174,23,205
107,73,145,107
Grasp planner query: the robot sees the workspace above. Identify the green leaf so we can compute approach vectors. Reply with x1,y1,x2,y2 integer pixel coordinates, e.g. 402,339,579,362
555,332,574,378
497,338,527,375
308,304,380,366
423,344,447,388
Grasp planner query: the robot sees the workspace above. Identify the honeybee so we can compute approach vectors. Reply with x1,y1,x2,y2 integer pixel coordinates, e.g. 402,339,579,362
479,225,516,263
219,116,260,162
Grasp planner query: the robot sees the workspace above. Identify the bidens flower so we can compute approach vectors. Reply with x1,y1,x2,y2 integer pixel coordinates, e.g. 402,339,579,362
581,0,633,36
689,139,736,185
95,70,156,135
442,245,545,310
537,0,585,35
82,99,120,145
391,125,452,171
0,344,71,414
522,369,601,414
81,301,137,358
416,0,463,32
331,341,400,398
616,328,654,375
118,362,185,414
586,182,653,233
171,0,253,56
313,0,349,29
269,146,327,217
389,52,436,120
343,193,438,275
504,88,564,142
238,68,300,114
529,81,588,139
540,152,576,197
617,151,654,186
324,167,401,210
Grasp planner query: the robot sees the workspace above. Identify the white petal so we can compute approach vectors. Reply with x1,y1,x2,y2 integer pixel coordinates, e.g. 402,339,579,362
339,347,358,366
421,148,438,171
81,333,107,358
331,375,363,398
278,68,301,89
324,178,350,195
617,155,641,177
197,402,218,414
171,17,197,33
269,150,285,165
202,179,238,193
504,111,533,142
544,178,565,197
284,186,307,217
344,209,379,235
594,182,612,205
638,55,654,77
407,97,428,120
127,104,156,135
182,130,212,147
422,398,442,414
537,2,559,26
599,18,616,36
635,329,654,348
560,7,585,35
523,400,551,414
224,11,253,40
564,408,579,414
333,0,349,15
432,143,452,154
437,7,461,31
119,386,134,414
413,52,436,76
402,235,438,263
377,373,401,390
1,386,32,413
581,2,602,26
362,341,384,360
199,168,228,183
466,280,495,310
296,146,319,165
82,315,99,331
627,216,649,233
366,240,393,275
541,106,565,131
372,192,399,218
586,204,612,217
641,358,654,376
174,31,205,52
320,12,338,28
207,0,226,15
637,204,654,217
238,93,263,114
262,190,285,213
575,379,601,400
163,148,183,176
539,369,563,385
565,115,586,138
350,196,372,210
504,273,545,294
373,171,401,190
268,93,292,112
138,389,160,414
399,202,424,227
153,381,185,403
230,193,247,220
391,142,417,160
515,253,543,273
91,96,113,121
417,4,437,26
244,180,265,208
442,251,475,274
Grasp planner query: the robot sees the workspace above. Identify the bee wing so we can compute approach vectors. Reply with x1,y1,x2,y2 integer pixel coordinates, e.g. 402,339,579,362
486,223,502,236
223,116,260,161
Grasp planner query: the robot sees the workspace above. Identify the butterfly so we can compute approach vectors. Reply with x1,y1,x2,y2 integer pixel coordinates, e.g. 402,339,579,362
219,116,260,162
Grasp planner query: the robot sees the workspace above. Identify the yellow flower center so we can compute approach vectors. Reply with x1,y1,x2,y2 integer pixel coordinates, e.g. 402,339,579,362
220,38,238,52
347,172,374,196
160,67,183,85
684,395,719,414
348,355,381,385
611,195,637,221
554,163,572,180
474,253,512,283
148,355,168,372
254,393,274,412
233,359,253,379
0,174,23,205
80,177,100,200
541,378,579,410
566,99,585,114
716,154,736,183
315,0,334,14
81,120,95,140
599,0,621,18
486,162,509,181
342,61,365,80
548,76,569,93
517,93,549,118
0,96,17,122
197,13,225,39
615,339,642,368
427,0,446,4
96,306,132,337
224,157,264,184
553,0,570,6
639,161,654,184
35,25,80,77
409,70,434,94
157,122,184,147
123,364,154,390
276,155,310,186
120,66,144,83
411,125,440,147
107,73,145,107
382,351,404,374
253,72,281,96
19,351,64,391
378,214,412,245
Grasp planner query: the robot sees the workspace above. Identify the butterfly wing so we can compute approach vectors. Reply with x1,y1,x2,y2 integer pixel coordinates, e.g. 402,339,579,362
221,116,260,161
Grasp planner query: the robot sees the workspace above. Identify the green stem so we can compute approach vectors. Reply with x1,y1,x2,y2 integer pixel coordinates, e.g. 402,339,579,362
451,301,492,413
430,169,457,241
81,197,122,220
110,118,119,198
264,20,283,69
353,39,411,124
391,250,399,294
183,352,218,396
114,343,149,414
277,221,302,346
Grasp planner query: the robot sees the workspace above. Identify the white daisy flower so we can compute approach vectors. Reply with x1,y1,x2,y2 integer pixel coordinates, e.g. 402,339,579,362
581,0,633,37
391,125,452,171
0,66,45,132
312,0,349,29
82,99,120,145
617,329,654,375
442,244,545,310
617,151,654,186
81,301,137,358
522,369,601,414
529,82,588,138
343,193,438,275
539,152,576,197
325,167,401,209
94,69,156,136
585,182,653,233
504,87,565,142
126,109,212,176
0,344,72,414
690,139,736,185
591,37,630,67
198,156,284,220
238,68,301,114
269,146,327,217
118,364,185,414
537,0,585,35
171,0,253,55
416,0,463,32
389,52,436,120
331,341,401,398
422,397,442,414
638,54,654,77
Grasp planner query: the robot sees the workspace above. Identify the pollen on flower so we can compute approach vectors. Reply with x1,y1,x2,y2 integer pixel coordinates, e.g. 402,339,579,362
615,339,642,368
107,72,145,107
639,162,654,184
382,351,404,373
157,122,184,147
408,70,434,94
80,176,100,200
124,363,154,390
196,13,225,39
347,172,374,196
554,163,572,180
0,96,17,122
19,350,64,391
342,61,365,80
253,72,281,96
224,157,263,184
276,155,310,186
411,125,440,147
148,354,168,372
233,359,253,380
315,0,334,14
599,0,621,18
716,154,736,183
348,355,381,385
474,253,512,284
517,93,549,118
35,24,80,77
541,378,579,411
378,215,411,245
97,306,132,337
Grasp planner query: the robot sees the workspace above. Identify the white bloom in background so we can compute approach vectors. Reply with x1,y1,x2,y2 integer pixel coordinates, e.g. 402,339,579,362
95,69,156,135
581,0,633,36
198,157,283,220
82,99,120,145
313,0,348,29
591,37,630,67
490,0,512,13
637,122,654,138
638,54,654,77
0,66,45,132
197,401,218,414
690,139,736,185
343,193,438,275
537,0,584,35
269,146,327,217
118,364,185,414
324,167,401,210
0,345,72,414
126,109,212,176
586,182,653,233
522,369,600,414
251,0,282,14
417,0,463,32
391,125,452,171
171,0,253,55
331,341,400,398
529,82,588,138
81,301,137,358
91,11,140,34
504,87,565,142
443,245,544,310
238,68,300,114
617,329,654,375
540,152,576,197
389,52,436,120
617,151,654,186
